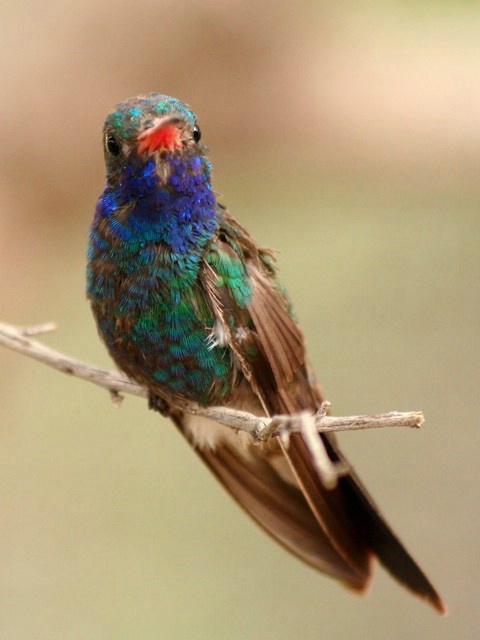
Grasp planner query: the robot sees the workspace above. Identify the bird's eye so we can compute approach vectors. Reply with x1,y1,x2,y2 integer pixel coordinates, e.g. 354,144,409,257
105,134,122,157
192,125,201,143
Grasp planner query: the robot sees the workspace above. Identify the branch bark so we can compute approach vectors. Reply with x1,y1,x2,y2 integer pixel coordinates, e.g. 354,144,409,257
0,320,425,487
0,319,424,435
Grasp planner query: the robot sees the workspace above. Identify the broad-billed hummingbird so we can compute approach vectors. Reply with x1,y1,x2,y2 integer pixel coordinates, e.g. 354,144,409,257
87,93,445,613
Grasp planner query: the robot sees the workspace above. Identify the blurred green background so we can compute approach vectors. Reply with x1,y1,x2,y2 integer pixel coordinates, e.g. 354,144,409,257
1,1,479,638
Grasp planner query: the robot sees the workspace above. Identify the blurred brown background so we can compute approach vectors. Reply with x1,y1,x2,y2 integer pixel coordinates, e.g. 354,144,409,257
1,1,479,638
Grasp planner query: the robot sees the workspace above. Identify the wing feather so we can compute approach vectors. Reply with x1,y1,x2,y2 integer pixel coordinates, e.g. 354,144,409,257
191,211,445,612
174,413,370,589
248,270,304,388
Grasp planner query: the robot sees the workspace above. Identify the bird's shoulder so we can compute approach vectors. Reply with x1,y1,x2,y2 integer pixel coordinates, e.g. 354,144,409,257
200,204,320,415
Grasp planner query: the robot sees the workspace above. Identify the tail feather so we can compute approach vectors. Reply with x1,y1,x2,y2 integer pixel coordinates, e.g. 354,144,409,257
170,408,446,614
324,435,447,614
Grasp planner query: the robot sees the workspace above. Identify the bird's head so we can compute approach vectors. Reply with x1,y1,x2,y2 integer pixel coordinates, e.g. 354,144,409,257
94,94,217,251
102,93,205,185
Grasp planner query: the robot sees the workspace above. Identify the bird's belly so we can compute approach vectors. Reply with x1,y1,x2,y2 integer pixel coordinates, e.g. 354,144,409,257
93,296,235,407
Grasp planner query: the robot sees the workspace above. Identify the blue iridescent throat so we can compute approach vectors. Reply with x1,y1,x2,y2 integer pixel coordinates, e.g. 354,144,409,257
93,153,217,255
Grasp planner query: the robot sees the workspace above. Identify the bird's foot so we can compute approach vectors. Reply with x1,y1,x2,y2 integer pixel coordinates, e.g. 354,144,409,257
253,414,293,445
148,393,172,417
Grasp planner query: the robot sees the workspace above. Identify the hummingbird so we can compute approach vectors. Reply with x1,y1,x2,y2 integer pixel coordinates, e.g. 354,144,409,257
87,93,445,613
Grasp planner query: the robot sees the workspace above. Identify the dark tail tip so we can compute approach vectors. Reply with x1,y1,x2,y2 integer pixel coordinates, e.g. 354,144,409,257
427,591,448,616
336,464,447,615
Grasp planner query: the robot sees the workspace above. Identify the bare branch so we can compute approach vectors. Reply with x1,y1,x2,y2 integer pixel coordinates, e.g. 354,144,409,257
0,321,145,399
0,320,425,488
0,320,425,436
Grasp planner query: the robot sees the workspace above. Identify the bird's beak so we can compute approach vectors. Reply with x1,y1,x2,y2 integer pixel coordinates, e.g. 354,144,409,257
137,116,182,155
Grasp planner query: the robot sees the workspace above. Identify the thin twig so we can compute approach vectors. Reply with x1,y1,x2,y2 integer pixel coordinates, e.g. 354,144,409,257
0,320,425,436
0,320,145,399
0,320,425,488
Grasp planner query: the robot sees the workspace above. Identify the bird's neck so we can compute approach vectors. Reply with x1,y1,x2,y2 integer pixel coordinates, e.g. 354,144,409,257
94,153,218,258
